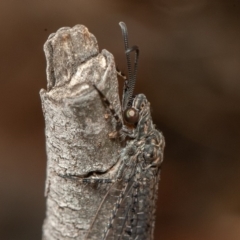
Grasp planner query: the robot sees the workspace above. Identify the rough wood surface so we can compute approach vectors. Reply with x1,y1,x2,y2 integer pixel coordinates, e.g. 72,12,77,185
40,25,122,240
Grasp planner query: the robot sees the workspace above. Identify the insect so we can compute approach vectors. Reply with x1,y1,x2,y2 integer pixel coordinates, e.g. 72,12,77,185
61,22,165,240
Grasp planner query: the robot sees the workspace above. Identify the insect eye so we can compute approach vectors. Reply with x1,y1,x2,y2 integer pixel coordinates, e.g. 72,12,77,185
123,108,139,124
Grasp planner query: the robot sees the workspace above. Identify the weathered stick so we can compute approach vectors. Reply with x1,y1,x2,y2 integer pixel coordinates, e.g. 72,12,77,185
40,25,122,239
40,24,164,240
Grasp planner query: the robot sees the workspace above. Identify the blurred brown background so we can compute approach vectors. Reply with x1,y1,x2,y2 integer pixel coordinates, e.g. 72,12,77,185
1,0,240,239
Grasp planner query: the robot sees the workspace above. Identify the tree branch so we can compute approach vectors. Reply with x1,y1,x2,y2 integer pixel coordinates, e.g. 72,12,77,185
40,25,122,240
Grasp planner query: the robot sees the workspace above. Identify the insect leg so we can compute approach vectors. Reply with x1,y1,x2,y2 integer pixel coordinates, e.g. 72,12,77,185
116,67,130,111
93,84,123,132
58,174,115,184
116,67,127,80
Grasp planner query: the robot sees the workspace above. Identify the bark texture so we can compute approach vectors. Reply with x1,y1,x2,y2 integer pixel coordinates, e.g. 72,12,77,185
40,25,122,240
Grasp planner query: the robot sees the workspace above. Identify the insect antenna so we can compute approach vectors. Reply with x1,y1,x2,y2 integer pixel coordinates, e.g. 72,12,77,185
119,22,132,87
125,45,139,108
119,22,140,109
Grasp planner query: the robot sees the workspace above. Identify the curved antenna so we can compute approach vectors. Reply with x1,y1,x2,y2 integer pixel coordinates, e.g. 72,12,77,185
119,22,140,109
119,22,133,85
125,45,139,107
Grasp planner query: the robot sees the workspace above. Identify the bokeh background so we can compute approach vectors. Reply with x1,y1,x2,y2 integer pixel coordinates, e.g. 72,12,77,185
1,0,240,239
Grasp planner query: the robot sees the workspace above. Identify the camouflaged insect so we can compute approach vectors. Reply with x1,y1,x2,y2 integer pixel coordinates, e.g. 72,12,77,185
62,22,165,240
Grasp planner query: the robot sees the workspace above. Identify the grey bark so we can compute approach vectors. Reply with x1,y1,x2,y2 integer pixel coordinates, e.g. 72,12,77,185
40,25,122,240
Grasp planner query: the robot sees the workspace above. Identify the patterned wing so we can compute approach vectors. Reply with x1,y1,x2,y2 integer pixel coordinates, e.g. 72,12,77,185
110,129,164,240
84,158,137,240
104,174,137,239
105,167,161,240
